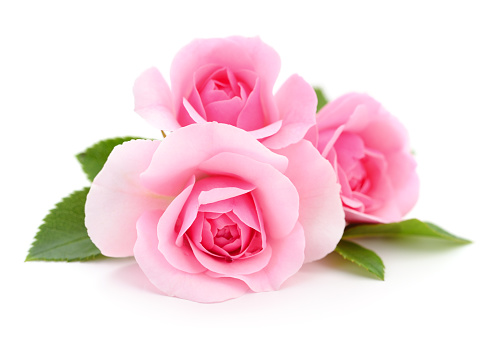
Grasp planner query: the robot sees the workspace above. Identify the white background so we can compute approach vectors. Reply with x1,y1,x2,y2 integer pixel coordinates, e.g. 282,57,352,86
1,1,503,340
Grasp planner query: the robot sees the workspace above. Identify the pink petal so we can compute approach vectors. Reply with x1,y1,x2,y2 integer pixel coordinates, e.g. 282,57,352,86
359,110,410,153
198,184,255,206
197,212,256,259
359,150,390,203
341,194,365,211
236,78,264,131
343,209,388,224
333,94,410,153
303,124,318,148
262,74,317,149
225,212,256,251
337,164,353,198
229,193,262,231
249,120,283,140
85,140,170,257
186,213,206,245
133,67,180,130
198,152,299,239
320,125,345,158
234,69,259,91
334,132,366,170
361,201,403,223
140,123,288,196
183,98,207,124
343,103,375,132
134,210,250,303
188,238,272,275
199,68,235,104
227,36,281,124
275,140,345,262
176,82,208,126
204,96,244,125
385,151,420,216
209,221,305,292
170,36,281,123
199,218,215,250
194,64,222,89
198,198,234,213
316,92,363,131
156,177,207,274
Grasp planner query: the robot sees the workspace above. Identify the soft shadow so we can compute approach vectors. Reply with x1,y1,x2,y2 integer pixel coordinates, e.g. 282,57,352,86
110,261,163,295
282,251,380,290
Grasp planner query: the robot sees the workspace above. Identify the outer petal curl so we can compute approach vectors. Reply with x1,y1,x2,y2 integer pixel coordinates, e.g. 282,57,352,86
85,139,170,257
134,210,250,303
276,140,345,262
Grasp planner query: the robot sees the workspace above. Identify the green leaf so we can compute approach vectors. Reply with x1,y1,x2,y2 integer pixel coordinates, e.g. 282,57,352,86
76,136,146,182
314,87,328,112
343,219,471,244
26,188,102,261
335,240,385,280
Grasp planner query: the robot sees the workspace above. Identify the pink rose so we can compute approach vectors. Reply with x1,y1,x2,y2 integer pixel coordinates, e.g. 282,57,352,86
309,93,419,224
85,123,344,302
133,36,316,149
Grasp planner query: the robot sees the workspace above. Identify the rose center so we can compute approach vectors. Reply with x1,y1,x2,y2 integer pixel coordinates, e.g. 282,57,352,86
214,224,240,248
213,80,234,98
347,163,371,193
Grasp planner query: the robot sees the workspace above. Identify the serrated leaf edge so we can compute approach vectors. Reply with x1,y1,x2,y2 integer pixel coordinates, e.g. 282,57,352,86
25,187,102,262
335,240,385,281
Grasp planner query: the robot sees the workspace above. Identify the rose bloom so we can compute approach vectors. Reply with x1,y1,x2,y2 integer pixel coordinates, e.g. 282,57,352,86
308,93,419,224
85,123,344,302
133,36,316,149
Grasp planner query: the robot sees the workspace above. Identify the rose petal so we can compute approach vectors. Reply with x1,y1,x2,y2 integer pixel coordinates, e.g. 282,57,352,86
176,81,208,126
209,221,305,292
183,98,207,124
359,110,410,153
140,123,288,196
343,209,388,224
236,78,264,131
337,164,353,198
187,175,256,205
316,92,361,131
198,199,234,213
156,176,207,274
385,151,420,216
134,210,250,303
199,68,234,104
343,103,374,132
303,124,318,148
198,185,255,205
275,140,345,262
188,238,272,276
194,64,222,90
360,150,390,203
229,193,262,232
198,151,299,239
262,74,317,149
205,96,244,125
170,37,281,122
133,67,180,130
249,120,283,140
85,140,170,257
199,217,215,250
320,125,345,158
226,212,256,252
341,194,365,211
